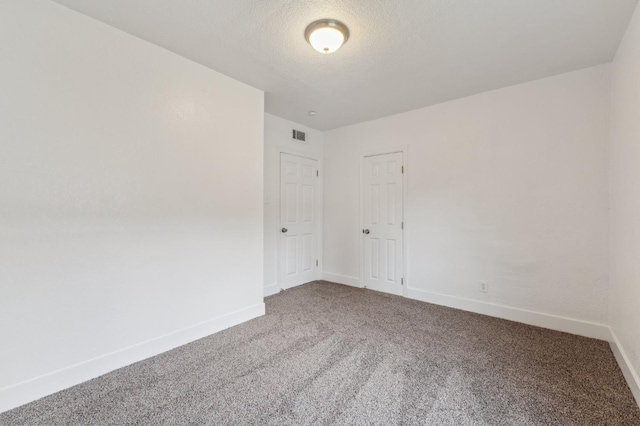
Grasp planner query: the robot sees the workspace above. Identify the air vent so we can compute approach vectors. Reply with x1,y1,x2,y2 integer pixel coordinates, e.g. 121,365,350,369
292,129,306,142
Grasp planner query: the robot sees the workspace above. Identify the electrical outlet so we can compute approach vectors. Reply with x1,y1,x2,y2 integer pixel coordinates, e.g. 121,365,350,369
479,281,489,293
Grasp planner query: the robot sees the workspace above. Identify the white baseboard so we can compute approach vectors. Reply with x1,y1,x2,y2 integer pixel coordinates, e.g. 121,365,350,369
609,329,640,407
323,272,362,288
0,303,265,414
404,287,611,341
264,283,280,297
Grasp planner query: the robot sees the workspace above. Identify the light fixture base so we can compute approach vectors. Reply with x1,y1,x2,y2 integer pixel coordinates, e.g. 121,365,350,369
304,19,349,54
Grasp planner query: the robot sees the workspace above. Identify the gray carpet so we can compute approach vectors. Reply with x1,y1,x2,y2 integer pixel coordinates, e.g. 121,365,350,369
2,281,639,425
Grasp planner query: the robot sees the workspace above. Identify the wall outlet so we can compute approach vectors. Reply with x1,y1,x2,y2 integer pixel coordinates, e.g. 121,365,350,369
479,281,489,293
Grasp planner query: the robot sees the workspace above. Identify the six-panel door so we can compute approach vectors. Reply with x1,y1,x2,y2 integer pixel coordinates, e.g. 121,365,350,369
362,152,404,296
279,153,318,289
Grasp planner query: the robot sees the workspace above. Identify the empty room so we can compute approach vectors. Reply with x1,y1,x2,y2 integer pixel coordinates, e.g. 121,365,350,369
1,0,639,424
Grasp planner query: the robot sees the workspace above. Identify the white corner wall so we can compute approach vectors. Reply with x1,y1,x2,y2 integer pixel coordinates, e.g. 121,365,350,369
323,65,611,338
610,1,640,403
0,1,264,412
264,114,323,296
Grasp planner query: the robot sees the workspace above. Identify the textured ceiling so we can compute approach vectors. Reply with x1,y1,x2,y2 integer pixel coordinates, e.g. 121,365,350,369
51,0,638,130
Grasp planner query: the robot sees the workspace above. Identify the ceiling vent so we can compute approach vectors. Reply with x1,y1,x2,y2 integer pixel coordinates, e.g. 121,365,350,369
292,129,306,142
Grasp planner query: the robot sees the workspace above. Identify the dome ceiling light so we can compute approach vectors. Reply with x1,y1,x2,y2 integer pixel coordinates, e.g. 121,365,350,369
304,19,349,54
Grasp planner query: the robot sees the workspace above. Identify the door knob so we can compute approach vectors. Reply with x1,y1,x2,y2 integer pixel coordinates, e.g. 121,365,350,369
281,228,288,233
362,229,370,234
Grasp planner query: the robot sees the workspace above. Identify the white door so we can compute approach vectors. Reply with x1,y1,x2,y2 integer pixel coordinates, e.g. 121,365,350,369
362,152,404,295
279,153,318,289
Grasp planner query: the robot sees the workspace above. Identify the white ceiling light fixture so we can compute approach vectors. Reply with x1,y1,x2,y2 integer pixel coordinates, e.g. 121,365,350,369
305,19,349,54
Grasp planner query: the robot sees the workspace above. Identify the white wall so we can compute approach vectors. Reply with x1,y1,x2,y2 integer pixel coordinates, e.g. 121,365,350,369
264,114,323,296
0,0,264,412
324,65,610,332
610,1,640,401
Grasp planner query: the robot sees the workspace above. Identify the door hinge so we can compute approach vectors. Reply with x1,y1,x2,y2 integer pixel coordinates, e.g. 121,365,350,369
401,278,404,286
401,221,404,230
402,166,404,174
316,170,319,177
316,259,318,267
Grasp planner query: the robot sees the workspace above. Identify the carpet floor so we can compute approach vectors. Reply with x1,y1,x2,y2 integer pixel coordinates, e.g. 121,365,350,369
2,281,639,425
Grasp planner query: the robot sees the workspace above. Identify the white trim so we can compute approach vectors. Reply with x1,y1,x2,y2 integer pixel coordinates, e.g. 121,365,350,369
609,329,640,407
0,303,265,414
405,287,610,340
323,273,363,288
359,146,409,296
264,283,280,297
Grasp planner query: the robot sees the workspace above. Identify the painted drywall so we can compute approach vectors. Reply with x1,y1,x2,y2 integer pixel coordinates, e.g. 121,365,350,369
51,0,639,131
264,114,323,296
323,65,610,326
610,1,640,399
0,0,264,411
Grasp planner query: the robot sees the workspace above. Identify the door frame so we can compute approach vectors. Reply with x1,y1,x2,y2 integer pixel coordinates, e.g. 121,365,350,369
359,146,409,296
275,147,323,290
